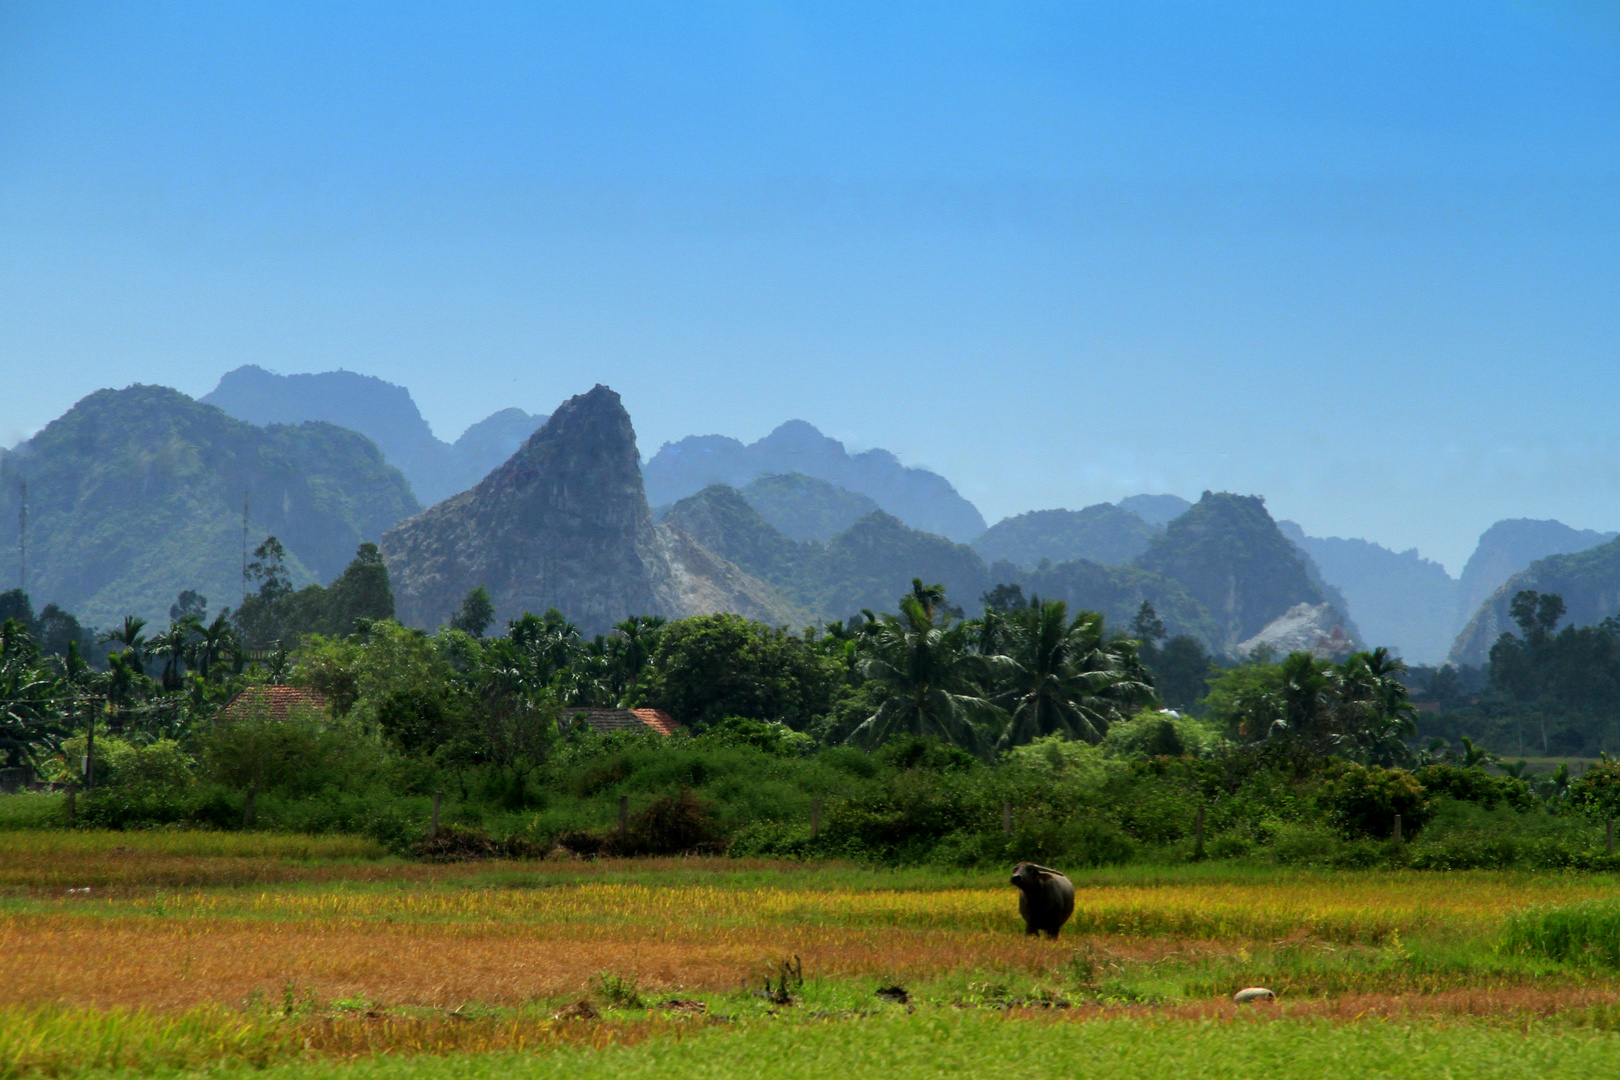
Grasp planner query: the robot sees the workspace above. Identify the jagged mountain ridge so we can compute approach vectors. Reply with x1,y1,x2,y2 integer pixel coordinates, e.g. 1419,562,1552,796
1448,537,1620,667
740,473,882,542
1276,522,1457,665
1455,519,1618,626
973,504,1159,569
644,420,986,541
381,386,804,636
203,365,547,506
666,483,1319,653
1136,492,1344,652
0,385,419,627
1116,494,1193,528
662,485,988,621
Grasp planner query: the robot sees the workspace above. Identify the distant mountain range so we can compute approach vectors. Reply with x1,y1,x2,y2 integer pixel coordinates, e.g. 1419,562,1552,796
669,481,1342,654
1449,534,1620,667
203,366,546,507
1271,525,1452,665
0,386,418,627
663,485,989,623
644,420,987,541
974,499,1619,666
9,366,1620,666
383,386,801,636
972,505,1158,569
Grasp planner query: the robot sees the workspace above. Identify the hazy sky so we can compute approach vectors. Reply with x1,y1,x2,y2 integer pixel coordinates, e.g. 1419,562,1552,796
1,2,1616,572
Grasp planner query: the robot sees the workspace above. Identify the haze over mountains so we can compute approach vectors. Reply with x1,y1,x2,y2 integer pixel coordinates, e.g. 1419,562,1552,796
0,385,418,626
382,386,801,636
7,365,1620,668
203,366,547,507
644,421,987,542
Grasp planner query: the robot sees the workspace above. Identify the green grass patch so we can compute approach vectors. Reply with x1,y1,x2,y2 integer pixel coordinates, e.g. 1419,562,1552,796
116,1013,1620,1080
0,828,387,861
0,794,68,831
1505,899,1620,967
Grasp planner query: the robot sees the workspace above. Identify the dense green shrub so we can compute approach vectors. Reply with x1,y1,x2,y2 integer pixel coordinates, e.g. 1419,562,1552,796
641,614,838,731
1321,764,1433,839
199,706,385,797
1414,763,1534,812
1571,759,1620,822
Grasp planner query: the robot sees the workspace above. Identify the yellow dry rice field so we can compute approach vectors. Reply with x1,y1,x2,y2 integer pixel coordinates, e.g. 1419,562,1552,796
4,830,1620,1076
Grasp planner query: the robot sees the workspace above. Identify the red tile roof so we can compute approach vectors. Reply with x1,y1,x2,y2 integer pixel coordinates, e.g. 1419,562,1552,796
630,708,682,736
219,685,330,722
566,707,682,736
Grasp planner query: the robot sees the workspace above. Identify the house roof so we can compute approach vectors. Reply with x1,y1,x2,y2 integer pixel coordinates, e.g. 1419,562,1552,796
566,707,682,736
218,685,330,722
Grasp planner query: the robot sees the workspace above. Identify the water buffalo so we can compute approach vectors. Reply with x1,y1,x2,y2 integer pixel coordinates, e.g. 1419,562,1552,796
1010,862,1075,938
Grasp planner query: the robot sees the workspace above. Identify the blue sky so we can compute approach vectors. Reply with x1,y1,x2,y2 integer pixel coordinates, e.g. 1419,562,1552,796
1,1,1616,572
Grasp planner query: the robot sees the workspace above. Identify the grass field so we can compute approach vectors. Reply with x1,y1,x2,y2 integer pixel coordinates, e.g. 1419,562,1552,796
8,828,1620,1078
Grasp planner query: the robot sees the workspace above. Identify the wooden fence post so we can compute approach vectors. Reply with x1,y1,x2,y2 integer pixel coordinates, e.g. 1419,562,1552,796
431,792,443,839
1393,813,1402,843
1607,819,1614,856
65,788,75,827
1002,802,1012,837
1194,805,1206,859
811,798,821,839
619,794,629,842
83,707,95,791
243,786,256,830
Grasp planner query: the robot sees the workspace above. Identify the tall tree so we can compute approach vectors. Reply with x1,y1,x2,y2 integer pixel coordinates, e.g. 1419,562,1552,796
99,616,149,668
847,595,1006,756
0,620,68,772
189,612,237,682
997,600,1156,747
1333,647,1419,767
449,586,495,637
150,619,199,693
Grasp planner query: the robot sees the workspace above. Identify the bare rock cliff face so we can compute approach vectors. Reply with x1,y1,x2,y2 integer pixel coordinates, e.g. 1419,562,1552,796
382,385,799,634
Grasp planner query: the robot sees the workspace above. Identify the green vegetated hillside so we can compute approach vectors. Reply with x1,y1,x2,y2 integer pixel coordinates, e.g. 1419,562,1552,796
0,385,420,627
739,472,881,542
972,504,1159,568
1136,493,1325,648
667,484,1314,650
1456,519,1618,625
203,365,547,507
663,485,987,619
1023,559,1215,644
1450,536,1620,667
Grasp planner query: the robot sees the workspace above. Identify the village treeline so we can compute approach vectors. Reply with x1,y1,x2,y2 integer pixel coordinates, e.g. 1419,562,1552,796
5,537,1620,869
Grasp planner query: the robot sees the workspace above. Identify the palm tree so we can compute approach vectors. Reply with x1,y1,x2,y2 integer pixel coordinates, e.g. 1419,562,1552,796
906,579,948,622
0,619,71,772
997,600,1156,748
189,613,236,682
99,616,149,668
510,608,581,686
1334,647,1418,766
150,619,199,693
609,615,665,698
846,596,1007,756
100,650,151,727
